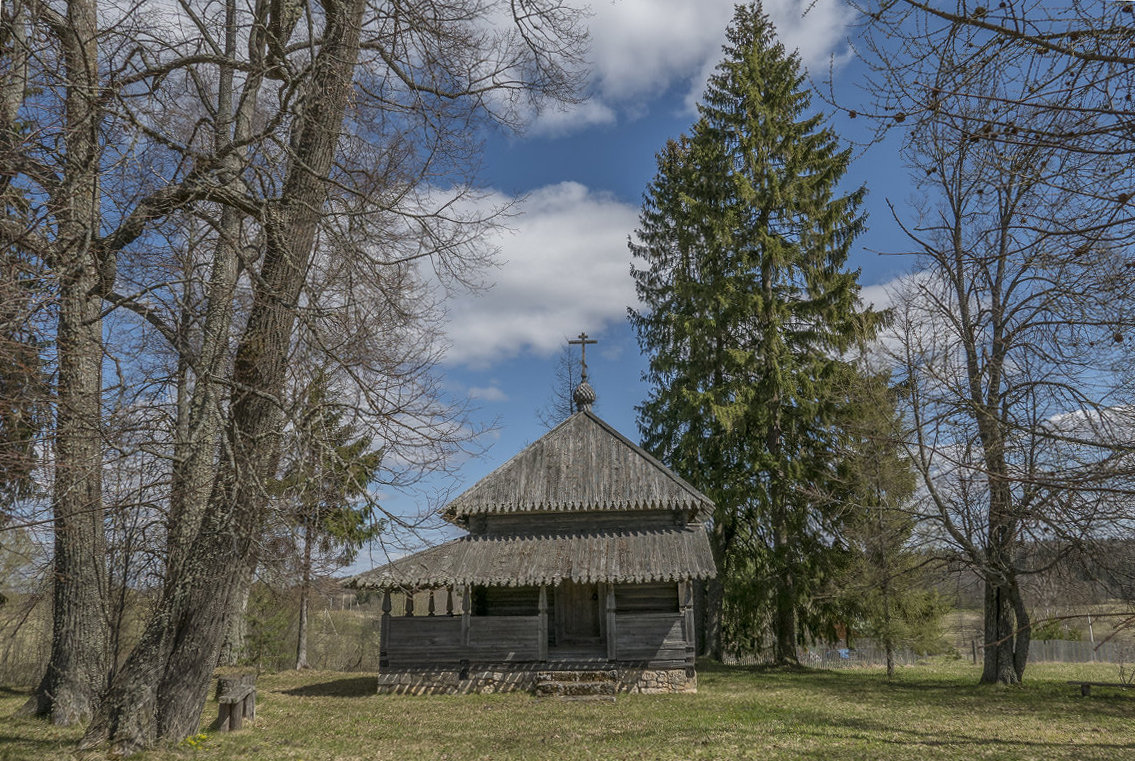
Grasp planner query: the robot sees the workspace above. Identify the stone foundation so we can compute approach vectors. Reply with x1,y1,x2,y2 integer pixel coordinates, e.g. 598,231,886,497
376,667,537,695
620,667,697,694
375,664,696,695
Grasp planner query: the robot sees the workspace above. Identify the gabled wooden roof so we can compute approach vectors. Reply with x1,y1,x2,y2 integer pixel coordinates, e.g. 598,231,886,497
444,410,713,521
347,526,716,589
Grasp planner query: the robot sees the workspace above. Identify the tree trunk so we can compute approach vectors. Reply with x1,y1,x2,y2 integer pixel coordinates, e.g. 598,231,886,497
295,522,312,669
771,475,796,664
166,0,251,584
217,562,252,667
703,577,723,660
761,253,796,667
881,567,895,680
28,260,108,724
704,518,729,660
978,444,1023,685
773,555,796,664
1009,577,1030,682
981,575,1021,684
79,1,368,751
165,215,239,578
23,0,109,725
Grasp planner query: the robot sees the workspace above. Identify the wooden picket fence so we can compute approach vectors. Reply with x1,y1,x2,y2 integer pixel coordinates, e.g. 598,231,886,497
723,639,1133,669
723,646,920,669
1021,638,1132,664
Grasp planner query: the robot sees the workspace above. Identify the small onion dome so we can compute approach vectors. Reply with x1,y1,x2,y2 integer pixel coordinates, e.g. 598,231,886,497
573,380,596,412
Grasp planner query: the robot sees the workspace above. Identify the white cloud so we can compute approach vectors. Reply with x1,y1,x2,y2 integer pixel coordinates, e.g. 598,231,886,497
858,280,899,312
538,0,855,135
442,182,640,367
468,385,509,402
529,99,617,137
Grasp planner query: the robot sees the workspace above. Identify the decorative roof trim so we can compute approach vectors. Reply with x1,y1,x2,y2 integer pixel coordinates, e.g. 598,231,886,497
450,499,710,515
346,527,717,589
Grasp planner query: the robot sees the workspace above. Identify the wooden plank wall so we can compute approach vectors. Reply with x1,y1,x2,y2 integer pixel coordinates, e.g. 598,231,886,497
480,586,540,616
383,584,693,667
386,615,542,665
614,583,679,612
386,617,463,663
467,616,540,660
614,612,688,662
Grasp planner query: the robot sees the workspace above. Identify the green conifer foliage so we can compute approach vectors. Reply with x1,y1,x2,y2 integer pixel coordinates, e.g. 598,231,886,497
834,370,947,677
276,370,383,668
630,2,878,663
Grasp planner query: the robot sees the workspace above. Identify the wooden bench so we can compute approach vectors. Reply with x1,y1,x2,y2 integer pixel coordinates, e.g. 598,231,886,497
215,672,257,731
1068,681,1132,697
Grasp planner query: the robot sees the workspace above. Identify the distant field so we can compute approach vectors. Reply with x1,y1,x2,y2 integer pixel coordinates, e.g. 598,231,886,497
942,604,1135,656
0,593,382,683
2,660,1132,760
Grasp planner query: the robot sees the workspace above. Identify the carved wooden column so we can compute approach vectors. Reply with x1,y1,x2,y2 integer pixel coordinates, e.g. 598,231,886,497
679,581,695,666
538,585,548,662
461,585,471,646
606,584,617,661
379,589,391,668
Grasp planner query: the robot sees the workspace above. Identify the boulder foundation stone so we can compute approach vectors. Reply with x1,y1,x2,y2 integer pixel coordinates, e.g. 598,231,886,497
375,666,696,695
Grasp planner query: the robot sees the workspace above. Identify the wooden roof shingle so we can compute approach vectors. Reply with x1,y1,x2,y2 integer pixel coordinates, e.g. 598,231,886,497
346,526,716,589
443,410,713,521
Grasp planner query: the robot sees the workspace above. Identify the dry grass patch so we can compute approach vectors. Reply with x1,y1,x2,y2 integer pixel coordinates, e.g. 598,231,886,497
1,660,1132,760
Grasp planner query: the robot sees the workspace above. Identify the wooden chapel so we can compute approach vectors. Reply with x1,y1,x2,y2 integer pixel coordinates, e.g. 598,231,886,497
350,336,716,694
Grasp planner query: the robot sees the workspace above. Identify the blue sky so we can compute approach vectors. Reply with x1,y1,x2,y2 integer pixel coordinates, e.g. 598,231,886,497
358,0,915,566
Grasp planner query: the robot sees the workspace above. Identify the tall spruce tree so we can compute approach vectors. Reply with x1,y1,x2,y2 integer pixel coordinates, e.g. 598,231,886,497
276,371,383,670
630,2,878,663
833,369,946,678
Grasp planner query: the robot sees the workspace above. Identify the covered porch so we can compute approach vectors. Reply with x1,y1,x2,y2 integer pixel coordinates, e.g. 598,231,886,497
350,526,716,671
378,580,695,669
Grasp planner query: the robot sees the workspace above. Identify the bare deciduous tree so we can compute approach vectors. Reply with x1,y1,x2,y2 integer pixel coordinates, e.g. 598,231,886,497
5,0,586,749
855,0,1134,245
883,68,1135,682
536,343,580,429
850,0,1135,685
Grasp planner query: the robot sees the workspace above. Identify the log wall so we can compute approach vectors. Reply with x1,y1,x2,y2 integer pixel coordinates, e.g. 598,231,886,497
384,612,691,667
386,617,463,664
614,612,688,663
614,583,679,612
385,615,542,665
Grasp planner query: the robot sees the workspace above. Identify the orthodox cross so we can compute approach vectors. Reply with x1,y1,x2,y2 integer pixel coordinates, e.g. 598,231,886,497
568,332,597,382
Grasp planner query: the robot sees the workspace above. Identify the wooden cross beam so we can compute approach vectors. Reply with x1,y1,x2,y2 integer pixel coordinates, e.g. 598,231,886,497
567,332,597,380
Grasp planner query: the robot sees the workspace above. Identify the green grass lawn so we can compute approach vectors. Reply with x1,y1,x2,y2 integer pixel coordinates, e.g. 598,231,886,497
1,660,1132,760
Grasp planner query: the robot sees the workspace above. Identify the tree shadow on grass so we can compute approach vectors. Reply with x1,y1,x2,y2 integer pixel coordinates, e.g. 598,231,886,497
698,659,1135,724
282,676,376,698
0,732,77,759
697,659,821,688
787,711,1135,756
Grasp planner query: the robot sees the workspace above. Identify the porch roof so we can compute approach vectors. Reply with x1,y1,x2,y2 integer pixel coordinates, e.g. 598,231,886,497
346,526,716,589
